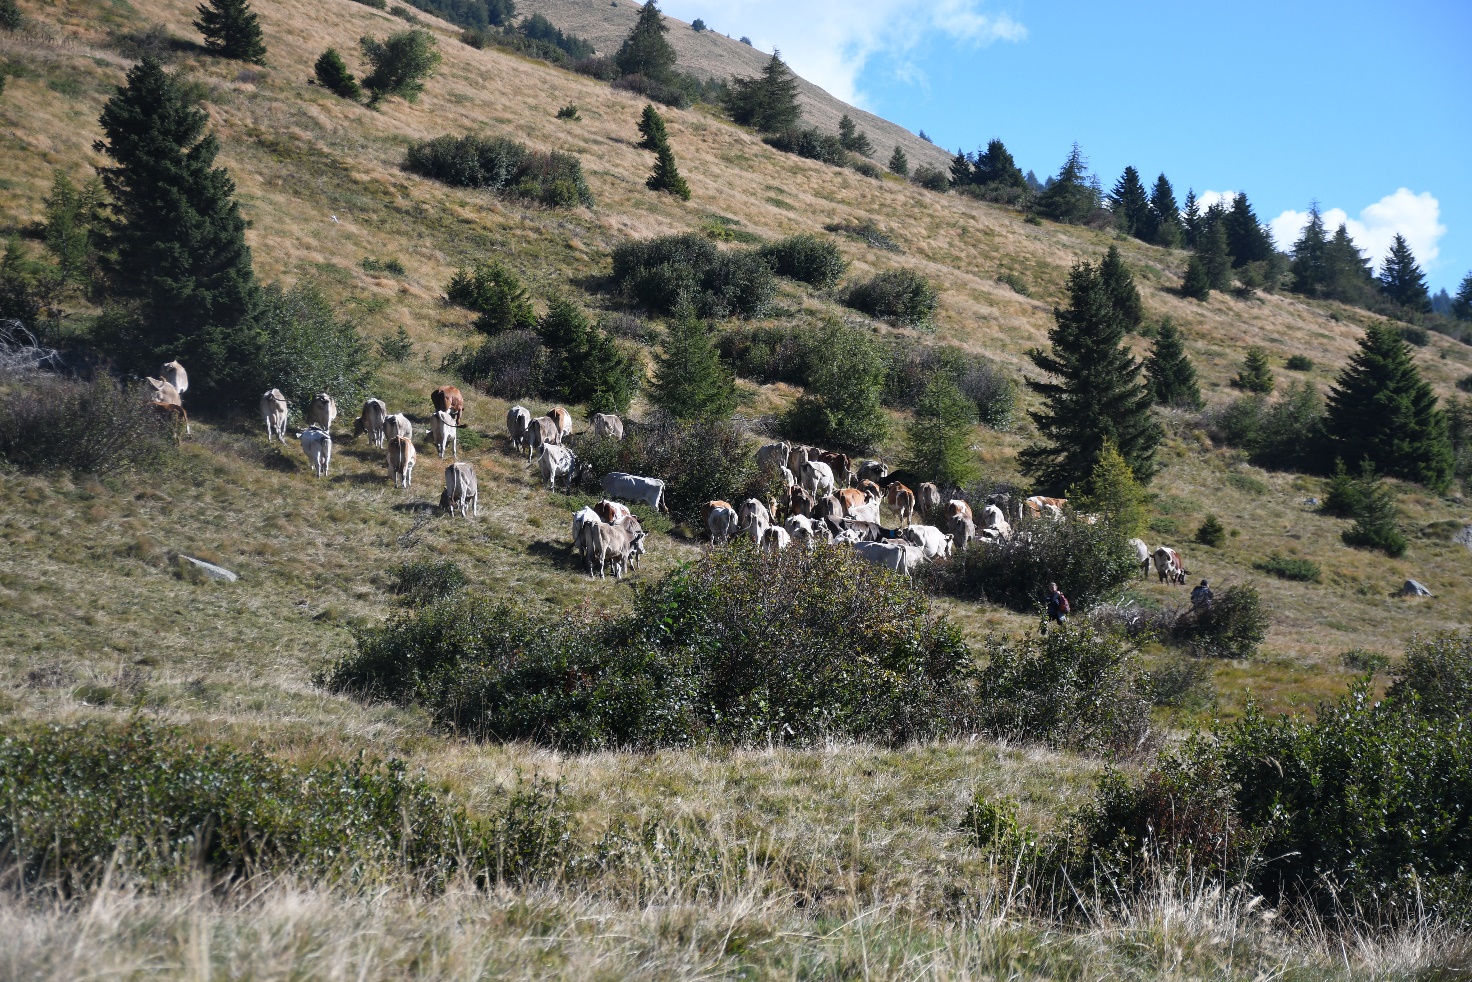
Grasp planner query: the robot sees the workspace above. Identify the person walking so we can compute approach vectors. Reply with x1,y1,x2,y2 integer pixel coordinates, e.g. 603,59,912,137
1042,581,1070,635
1191,579,1213,610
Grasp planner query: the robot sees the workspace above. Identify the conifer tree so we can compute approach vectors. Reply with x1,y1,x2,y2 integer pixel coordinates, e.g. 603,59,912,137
1019,260,1162,492
1150,173,1182,248
1452,271,1472,321
1289,202,1328,296
1378,233,1431,312
1198,211,1232,291
360,29,441,104
0,0,20,31
636,102,667,150
646,138,690,200
1110,166,1153,240
1180,255,1211,300
1069,440,1148,537
537,297,638,414
314,48,360,99
838,114,873,156
1182,188,1202,248
614,0,677,82
194,0,266,64
887,145,909,177
42,171,104,285
1145,318,1201,408
1231,346,1274,394
722,52,800,133
1034,143,1095,225
948,149,972,187
1223,192,1274,267
1325,323,1454,490
93,55,259,401
650,306,736,421
901,376,979,488
1324,223,1373,301
784,323,888,450
1098,245,1142,332
974,138,1024,188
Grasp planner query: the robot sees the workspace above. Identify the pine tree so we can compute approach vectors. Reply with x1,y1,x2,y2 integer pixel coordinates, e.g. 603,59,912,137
1019,260,1162,492
1182,189,1201,248
1180,255,1211,300
1325,323,1454,490
1231,347,1274,394
614,0,677,82
1223,192,1274,267
537,297,639,414
1098,245,1143,333
1145,318,1202,408
650,307,736,421
948,149,972,187
838,114,873,156
974,138,1024,188
1289,201,1328,296
1110,166,1154,240
360,29,441,104
900,376,979,488
1069,440,1148,538
1149,174,1182,248
1324,223,1374,302
647,139,690,200
1034,143,1095,225
1452,271,1472,321
314,48,360,99
1378,233,1431,312
0,0,22,31
722,52,800,133
637,103,667,150
1198,210,1232,291
887,145,909,177
42,171,104,285
92,55,259,401
194,0,266,64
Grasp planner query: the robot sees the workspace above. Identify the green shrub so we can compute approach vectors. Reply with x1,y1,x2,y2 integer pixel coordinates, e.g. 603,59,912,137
0,375,171,473
255,282,375,414
1387,633,1472,719
1342,648,1390,675
1206,383,1326,473
851,159,882,180
405,136,593,207
759,234,847,288
910,164,949,192
1334,465,1407,557
361,256,405,275
376,326,413,362
845,268,939,326
782,322,889,451
360,28,441,104
1145,654,1216,710
1285,354,1313,371
0,0,21,30
610,234,773,319
763,127,846,166
883,340,1015,428
314,48,360,99
1195,514,1226,546
555,103,580,120
0,720,570,889
719,324,821,385
1253,554,1321,582
445,261,535,333
1169,585,1269,658
823,219,901,252
442,329,547,399
1398,324,1430,347
388,559,468,605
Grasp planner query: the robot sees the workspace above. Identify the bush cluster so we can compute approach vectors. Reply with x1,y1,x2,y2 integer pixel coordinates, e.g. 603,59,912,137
1203,382,1326,472
845,269,940,326
388,559,468,605
910,165,949,192
1253,554,1321,582
610,234,773,319
443,329,546,400
1387,633,1472,719
0,375,173,473
1324,460,1408,556
254,283,375,414
405,136,593,207
445,261,535,333
758,234,847,288
884,339,1016,428
823,220,901,252
763,128,846,166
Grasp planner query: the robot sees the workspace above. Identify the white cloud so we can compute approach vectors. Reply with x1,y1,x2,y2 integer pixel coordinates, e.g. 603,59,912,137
659,1,1026,106
1269,189,1446,271
1196,190,1237,213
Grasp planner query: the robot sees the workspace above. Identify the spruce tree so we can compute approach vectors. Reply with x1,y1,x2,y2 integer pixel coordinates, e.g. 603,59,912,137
1223,192,1274,267
614,0,677,82
1145,318,1201,408
974,138,1024,188
1325,323,1454,490
722,52,800,133
1198,211,1232,291
360,29,441,104
838,114,873,156
1182,188,1202,248
1289,202,1328,296
900,376,979,488
1452,271,1472,321
1324,223,1373,302
1034,143,1095,225
1231,347,1274,394
637,103,667,151
1149,173,1182,248
650,307,736,421
1110,166,1153,240
1019,260,1162,492
1098,245,1143,333
948,149,973,187
887,145,909,177
784,323,888,450
93,55,259,401
1378,233,1431,312
537,297,638,414
1069,440,1148,537
1180,254,1211,300
314,48,360,99
646,138,690,200
1,0,22,31
194,0,266,64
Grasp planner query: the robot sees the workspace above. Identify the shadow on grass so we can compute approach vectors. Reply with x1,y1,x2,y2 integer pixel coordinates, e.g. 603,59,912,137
525,539,579,570
391,501,442,515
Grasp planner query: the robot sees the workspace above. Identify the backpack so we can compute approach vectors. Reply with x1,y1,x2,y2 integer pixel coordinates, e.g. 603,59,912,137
1059,593,1071,615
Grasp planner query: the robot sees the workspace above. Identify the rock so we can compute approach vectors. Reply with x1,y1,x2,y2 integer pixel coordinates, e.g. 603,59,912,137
1303,497,1320,507
1454,526,1472,551
1399,579,1433,598
179,555,238,582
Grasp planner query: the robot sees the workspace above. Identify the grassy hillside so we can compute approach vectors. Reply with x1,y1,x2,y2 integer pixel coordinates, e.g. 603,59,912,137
0,0,1469,975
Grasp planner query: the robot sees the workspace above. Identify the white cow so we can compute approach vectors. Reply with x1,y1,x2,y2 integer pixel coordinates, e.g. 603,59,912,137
442,463,478,518
980,504,1012,541
800,460,836,498
778,465,797,489
299,425,332,478
159,360,188,396
306,393,337,433
507,406,533,456
706,504,740,545
584,523,646,580
538,443,578,492
737,498,772,546
618,515,647,570
1153,546,1188,585
601,472,667,514
549,406,573,441
851,540,927,577
388,435,416,488
261,388,289,444
1129,538,1152,579
572,506,603,560
430,409,458,459
856,460,889,485
757,442,791,474
385,413,413,445
591,413,625,441
901,524,953,559
354,398,388,447
845,500,881,524
761,525,791,554
785,514,830,550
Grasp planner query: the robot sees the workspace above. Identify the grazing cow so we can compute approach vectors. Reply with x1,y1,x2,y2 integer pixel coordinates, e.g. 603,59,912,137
594,499,632,525
149,401,190,442
886,483,916,526
385,413,413,445
528,416,561,453
584,522,646,580
917,482,942,520
945,501,976,551
980,504,1012,541
944,499,974,525
432,386,464,426
786,445,813,477
1024,496,1068,521
1153,546,1189,585
851,540,927,577
591,413,625,441
836,488,871,515
388,435,416,488
902,524,953,559
601,472,668,514
812,493,845,523
737,498,772,546
856,460,889,485
144,377,182,408
261,389,289,444
800,460,836,498
548,406,573,441
306,393,337,433
159,360,188,396
761,525,791,554
777,465,797,490
816,451,852,487
757,442,791,474
704,501,740,544
507,406,533,456
1129,538,1152,579
442,462,478,518
354,399,388,448
785,486,814,518
299,426,332,478
430,409,459,459
572,506,603,560
538,443,579,491
785,515,829,549
618,514,647,570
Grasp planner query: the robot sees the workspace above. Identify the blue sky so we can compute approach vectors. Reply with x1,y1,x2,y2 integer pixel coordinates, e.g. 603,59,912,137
658,0,1471,293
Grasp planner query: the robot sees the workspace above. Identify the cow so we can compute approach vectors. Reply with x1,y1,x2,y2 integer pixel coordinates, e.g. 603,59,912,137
917,482,942,520
786,445,812,477
944,499,974,525
1129,538,1152,579
430,409,459,459
737,498,772,546
886,483,916,526
388,435,416,488
159,360,188,396
778,465,797,490
602,472,668,514
800,460,836,498
1153,546,1189,585
704,500,740,544
785,485,814,518
836,488,871,515
857,479,883,503
144,377,181,408
980,504,1012,541
812,493,845,523
306,393,337,433
261,389,289,444
594,499,632,525
354,398,388,448
618,514,647,569
851,540,927,577
816,451,852,487
549,406,573,441
945,500,976,551
785,515,829,549
528,416,561,453
902,524,953,559
839,519,902,543
432,386,464,426
506,406,533,456
148,401,189,442
591,413,624,441
856,460,889,485
538,444,578,492
442,462,478,518
761,525,791,555
299,425,332,478
572,506,603,561
757,441,790,473
1024,496,1068,521
845,498,881,524
584,522,646,580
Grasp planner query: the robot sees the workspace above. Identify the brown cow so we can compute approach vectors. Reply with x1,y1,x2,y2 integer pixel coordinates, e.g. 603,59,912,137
594,499,632,525
388,435,416,488
812,493,844,523
432,385,464,425
149,402,190,442
917,482,942,519
858,479,882,502
1024,496,1068,520
785,485,814,518
786,445,811,477
886,483,916,526
549,405,573,440
816,451,852,487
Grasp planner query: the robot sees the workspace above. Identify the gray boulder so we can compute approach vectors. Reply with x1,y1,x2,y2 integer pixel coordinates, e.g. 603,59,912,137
1453,526,1472,551
179,555,239,582
1399,579,1433,597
